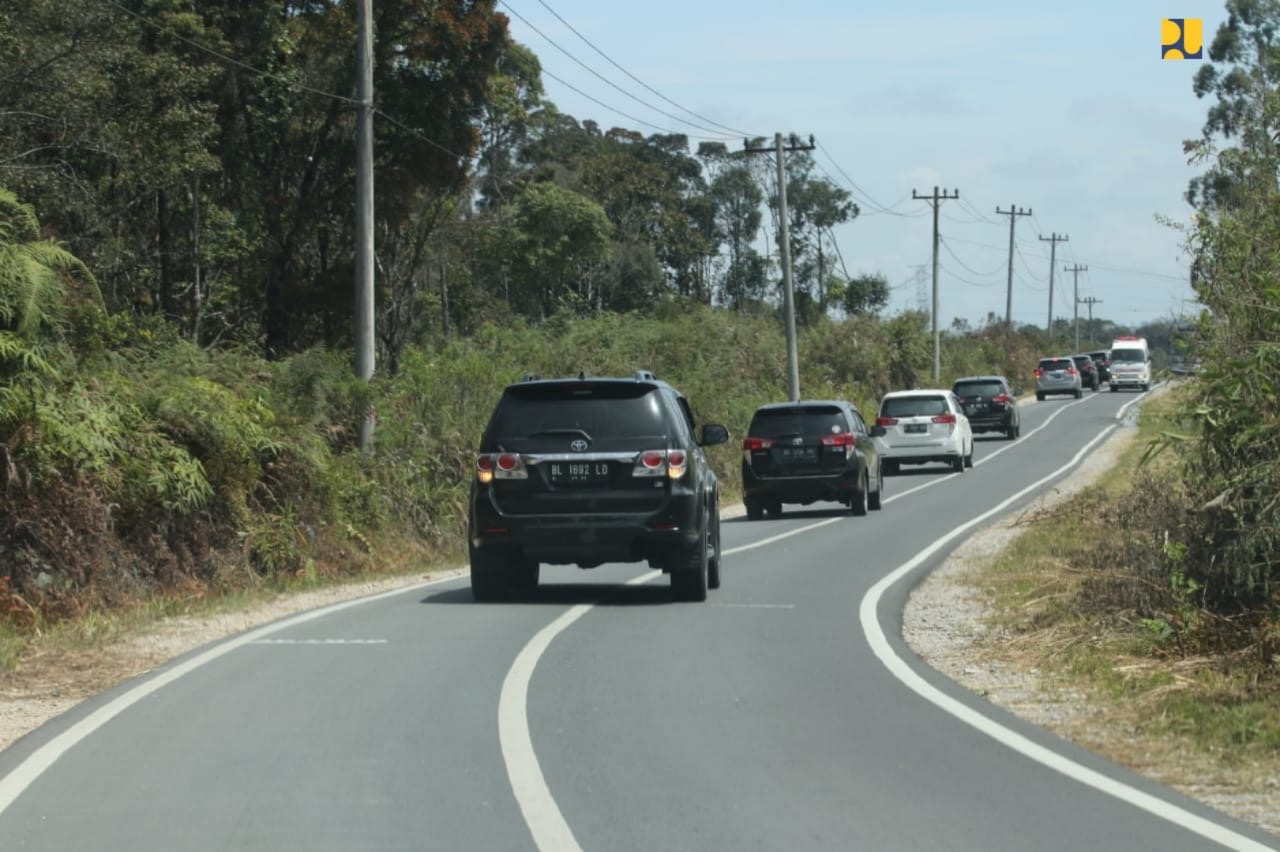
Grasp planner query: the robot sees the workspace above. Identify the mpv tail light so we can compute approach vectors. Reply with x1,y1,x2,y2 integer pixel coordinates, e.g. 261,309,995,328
1067,366,1078,376
875,416,897,427
993,393,1011,404
820,432,855,458
1034,368,1044,378
932,412,957,434
743,436,774,464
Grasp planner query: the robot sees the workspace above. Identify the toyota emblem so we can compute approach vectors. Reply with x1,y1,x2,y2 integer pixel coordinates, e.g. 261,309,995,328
792,437,803,446
570,439,589,452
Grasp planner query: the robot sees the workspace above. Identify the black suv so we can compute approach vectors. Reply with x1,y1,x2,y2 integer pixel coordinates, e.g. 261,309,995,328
952,375,1020,440
741,400,884,519
1072,354,1100,391
1088,349,1111,383
468,371,729,602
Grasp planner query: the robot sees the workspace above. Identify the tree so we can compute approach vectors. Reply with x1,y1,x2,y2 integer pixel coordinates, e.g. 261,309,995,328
837,273,889,317
505,181,611,319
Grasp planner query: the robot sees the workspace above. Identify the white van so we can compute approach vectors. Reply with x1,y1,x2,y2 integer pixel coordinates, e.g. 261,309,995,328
1108,335,1151,392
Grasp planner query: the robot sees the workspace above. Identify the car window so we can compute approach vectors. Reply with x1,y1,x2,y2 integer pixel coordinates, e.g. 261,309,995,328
880,395,949,418
748,405,849,437
485,383,668,444
1038,358,1073,370
953,380,1005,397
850,411,868,435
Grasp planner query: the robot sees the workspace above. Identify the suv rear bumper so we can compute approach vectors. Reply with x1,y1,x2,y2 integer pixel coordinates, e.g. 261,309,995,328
470,486,701,567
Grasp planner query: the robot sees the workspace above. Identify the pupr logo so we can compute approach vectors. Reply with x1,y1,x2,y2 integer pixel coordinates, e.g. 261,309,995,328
1162,18,1203,60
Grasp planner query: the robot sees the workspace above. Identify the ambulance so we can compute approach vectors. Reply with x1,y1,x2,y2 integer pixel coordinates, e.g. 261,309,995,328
1108,335,1151,392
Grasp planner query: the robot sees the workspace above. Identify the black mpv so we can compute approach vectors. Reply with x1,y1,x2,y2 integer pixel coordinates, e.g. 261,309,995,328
741,400,884,519
468,371,729,602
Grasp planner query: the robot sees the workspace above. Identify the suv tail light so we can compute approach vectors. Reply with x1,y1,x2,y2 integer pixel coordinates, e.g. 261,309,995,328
1033,368,1044,378
476,452,527,483
633,449,686,480
992,393,1011,404
1067,366,1078,376
875,416,898,427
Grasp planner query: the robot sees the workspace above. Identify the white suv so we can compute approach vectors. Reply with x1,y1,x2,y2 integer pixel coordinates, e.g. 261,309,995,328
874,389,974,475
1108,335,1152,392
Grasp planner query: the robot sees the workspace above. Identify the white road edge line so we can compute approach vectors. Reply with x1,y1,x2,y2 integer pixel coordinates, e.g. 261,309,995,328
0,577,452,817
859,395,1274,852
498,571,656,852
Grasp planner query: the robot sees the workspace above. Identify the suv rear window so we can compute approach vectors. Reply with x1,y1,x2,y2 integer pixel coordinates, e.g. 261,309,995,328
1039,358,1073,371
748,405,848,438
484,382,668,445
880,396,949,418
953,381,1004,397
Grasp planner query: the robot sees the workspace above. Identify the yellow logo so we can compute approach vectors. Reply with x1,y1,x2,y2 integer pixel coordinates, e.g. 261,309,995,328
1162,18,1203,59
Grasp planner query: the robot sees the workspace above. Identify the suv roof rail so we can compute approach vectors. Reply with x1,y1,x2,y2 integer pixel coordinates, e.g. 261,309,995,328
634,369,657,381
520,373,542,382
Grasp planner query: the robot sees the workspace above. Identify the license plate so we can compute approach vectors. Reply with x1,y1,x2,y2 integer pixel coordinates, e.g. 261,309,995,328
904,423,927,434
549,461,610,484
966,403,987,414
776,447,817,463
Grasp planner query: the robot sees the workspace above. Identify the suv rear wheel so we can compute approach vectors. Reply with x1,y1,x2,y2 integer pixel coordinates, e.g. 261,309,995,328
669,509,709,602
745,496,765,521
868,463,883,511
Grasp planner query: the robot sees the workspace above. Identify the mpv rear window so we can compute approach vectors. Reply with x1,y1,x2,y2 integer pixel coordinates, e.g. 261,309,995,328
486,383,666,441
953,381,1004,397
880,396,948,418
749,405,848,438
1039,358,1072,370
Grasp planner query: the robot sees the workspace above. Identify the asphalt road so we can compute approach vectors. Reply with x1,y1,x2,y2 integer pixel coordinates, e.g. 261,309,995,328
1,387,1277,851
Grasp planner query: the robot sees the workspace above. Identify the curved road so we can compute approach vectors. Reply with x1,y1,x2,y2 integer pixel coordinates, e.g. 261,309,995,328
1,388,1276,851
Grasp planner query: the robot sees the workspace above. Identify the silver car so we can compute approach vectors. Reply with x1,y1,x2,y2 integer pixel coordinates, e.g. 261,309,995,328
1035,356,1083,400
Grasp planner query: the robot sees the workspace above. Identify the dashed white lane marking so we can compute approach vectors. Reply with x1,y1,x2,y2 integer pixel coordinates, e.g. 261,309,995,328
250,638,388,645
711,602,795,609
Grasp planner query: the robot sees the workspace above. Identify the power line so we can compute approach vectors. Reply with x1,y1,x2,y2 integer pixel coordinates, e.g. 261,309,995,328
500,0,740,140
814,140,923,218
523,0,758,138
939,235,1005,278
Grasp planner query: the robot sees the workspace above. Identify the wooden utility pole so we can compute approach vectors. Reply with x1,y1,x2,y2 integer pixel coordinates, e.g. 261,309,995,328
913,186,960,381
1039,233,1068,346
996,204,1031,331
355,0,376,452
745,133,815,401
1065,263,1088,351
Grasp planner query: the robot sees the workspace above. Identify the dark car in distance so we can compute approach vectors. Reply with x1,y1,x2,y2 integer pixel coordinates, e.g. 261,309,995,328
468,370,729,602
1088,349,1111,383
1072,354,1100,391
951,375,1021,440
742,400,884,519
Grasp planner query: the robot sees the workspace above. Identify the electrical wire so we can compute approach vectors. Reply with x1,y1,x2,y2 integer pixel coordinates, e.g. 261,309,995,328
814,140,925,218
500,0,740,140
939,235,1006,279
526,0,759,139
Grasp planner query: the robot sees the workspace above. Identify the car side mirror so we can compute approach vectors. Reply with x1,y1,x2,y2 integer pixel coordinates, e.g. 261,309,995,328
701,423,729,446
870,424,886,438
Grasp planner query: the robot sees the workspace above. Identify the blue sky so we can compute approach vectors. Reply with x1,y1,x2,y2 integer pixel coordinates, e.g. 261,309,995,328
501,0,1225,330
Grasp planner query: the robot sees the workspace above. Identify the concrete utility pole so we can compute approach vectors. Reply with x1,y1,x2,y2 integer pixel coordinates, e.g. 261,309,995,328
355,0,376,453
1065,263,1088,352
913,186,960,382
1080,296,1102,347
745,133,815,401
996,204,1032,331
1039,233,1068,347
